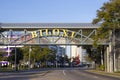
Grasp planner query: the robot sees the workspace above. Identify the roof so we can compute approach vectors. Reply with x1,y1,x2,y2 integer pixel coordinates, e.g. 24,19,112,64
0,23,100,29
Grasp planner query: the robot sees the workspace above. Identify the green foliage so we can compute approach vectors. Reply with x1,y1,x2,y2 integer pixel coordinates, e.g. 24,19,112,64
99,65,105,71
85,54,93,63
46,50,56,62
8,48,23,64
92,0,120,42
21,46,29,61
0,52,7,61
83,45,103,65
22,46,55,64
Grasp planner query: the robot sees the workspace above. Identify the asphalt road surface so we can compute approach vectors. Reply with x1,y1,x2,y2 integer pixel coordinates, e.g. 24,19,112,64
0,68,120,80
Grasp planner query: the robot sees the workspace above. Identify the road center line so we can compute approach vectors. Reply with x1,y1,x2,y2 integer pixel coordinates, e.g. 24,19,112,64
63,70,66,76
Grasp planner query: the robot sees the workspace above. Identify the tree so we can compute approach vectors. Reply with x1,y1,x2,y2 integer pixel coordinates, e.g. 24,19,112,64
8,48,23,64
92,0,120,70
0,52,7,61
22,46,56,67
83,45,102,65
92,0,120,44
21,46,29,62
37,47,54,65
46,50,56,63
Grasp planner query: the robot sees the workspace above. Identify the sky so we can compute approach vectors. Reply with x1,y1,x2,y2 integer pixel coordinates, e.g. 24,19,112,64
0,0,109,23
0,0,109,57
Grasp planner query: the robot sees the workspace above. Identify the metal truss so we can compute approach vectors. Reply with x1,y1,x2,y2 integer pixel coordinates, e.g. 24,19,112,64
0,28,108,45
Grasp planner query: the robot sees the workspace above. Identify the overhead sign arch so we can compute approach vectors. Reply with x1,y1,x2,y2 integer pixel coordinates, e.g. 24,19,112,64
8,28,101,45
0,23,108,45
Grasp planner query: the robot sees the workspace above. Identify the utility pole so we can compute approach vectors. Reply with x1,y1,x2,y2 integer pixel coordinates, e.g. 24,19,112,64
15,45,17,71
70,45,72,67
56,46,58,68
113,25,116,72
101,50,103,66
29,46,32,69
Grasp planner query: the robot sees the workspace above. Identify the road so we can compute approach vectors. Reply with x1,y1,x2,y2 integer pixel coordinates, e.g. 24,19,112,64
0,68,120,80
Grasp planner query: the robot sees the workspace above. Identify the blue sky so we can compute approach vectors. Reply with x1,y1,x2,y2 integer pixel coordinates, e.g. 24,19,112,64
0,0,109,23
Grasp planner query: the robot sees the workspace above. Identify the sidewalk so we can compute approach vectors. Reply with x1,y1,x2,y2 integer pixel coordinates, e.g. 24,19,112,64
0,69,49,77
86,70,120,78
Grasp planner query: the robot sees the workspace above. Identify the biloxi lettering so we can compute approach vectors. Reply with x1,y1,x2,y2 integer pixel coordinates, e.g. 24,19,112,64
31,29,75,38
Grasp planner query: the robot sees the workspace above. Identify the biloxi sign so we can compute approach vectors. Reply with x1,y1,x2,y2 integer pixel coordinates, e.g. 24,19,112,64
31,29,75,38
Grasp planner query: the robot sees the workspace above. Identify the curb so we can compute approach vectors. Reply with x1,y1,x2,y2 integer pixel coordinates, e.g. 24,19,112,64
0,70,49,76
85,70,120,78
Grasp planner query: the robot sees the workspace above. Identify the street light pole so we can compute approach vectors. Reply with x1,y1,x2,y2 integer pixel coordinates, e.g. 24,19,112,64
56,46,58,68
15,45,17,71
113,25,116,72
29,46,31,69
70,45,72,67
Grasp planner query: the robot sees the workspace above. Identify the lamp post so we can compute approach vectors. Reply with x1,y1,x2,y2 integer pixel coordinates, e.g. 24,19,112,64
29,46,32,69
56,46,58,68
15,45,17,71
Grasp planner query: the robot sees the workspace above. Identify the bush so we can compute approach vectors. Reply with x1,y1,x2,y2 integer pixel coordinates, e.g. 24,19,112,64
99,65,105,71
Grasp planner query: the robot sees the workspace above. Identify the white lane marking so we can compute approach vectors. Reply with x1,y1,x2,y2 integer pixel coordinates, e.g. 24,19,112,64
63,70,66,76
93,76,99,78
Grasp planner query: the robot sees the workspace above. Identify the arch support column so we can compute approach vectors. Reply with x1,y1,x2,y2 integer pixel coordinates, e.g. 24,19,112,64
106,43,114,72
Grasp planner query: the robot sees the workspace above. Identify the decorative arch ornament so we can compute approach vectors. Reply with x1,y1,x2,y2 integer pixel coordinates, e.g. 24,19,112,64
9,28,98,45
